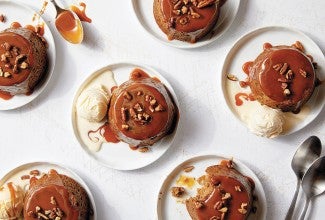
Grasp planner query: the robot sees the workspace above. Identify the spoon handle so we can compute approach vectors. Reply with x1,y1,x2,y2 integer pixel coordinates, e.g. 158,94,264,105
285,178,301,220
299,197,311,220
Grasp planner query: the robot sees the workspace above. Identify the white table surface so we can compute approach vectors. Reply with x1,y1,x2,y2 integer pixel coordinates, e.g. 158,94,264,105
0,0,325,219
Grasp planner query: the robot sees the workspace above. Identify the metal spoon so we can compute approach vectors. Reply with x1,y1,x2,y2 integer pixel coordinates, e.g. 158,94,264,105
299,156,325,220
50,0,84,44
285,136,321,220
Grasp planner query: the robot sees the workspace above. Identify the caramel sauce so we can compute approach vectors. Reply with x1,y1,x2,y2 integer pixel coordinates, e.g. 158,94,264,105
263,42,272,50
70,2,92,23
10,22,21,29
242,61,253,75
102,123,120,143
235,93,255,106
0,91,13,100
0,32,34,86
130,68,150,80
24,170,80,220
196,177,250,220
129,145,139,150
258,48,315,103
161,0,218,33
55,11,83,44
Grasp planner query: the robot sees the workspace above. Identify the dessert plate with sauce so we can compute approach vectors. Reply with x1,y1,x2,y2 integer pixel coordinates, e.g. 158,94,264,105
0,1,56,110
157,154,267,220
71,62,179,170
221,26,325,137
0,162,97,219
131,0,240,49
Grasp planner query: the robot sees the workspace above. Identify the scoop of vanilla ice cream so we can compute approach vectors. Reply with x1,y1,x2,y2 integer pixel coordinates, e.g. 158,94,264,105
0,182,24,220
245,104,284,138
77,85,110,122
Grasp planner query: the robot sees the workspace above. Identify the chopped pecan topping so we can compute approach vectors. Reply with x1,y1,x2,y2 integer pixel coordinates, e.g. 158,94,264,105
171,186,185,197
214,201,224,210
197,0,216,8
0,14,5,23
137,91,143,96
281,82,288,90
184,165,195,172
122,124,129,130
129,108,136,118
181,6,188,14
218,207,228,213
15,54,27,63
222,192,232,200
155,104,165,112
149,105,155,113
123,91,132,101
284,89,291,96
226,73,238,81
238,203,248,214
134,103,143,112
189,7,200,18
286,70,294,80
150,99,157,106
50,196,57,205
234,185,242,192
121,107,128,122
174,0,183,9
292,41,305,52
173,9,181,15
279,63,288,75
179,17,189,25
138,146,149,153
30,170,40,176
299,68,307,78
273,63,283,71
4,72,11,78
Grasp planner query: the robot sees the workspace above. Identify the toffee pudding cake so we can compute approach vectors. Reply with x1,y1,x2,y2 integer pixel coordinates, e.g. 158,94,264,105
245,42,317,113
108,68,176,147
0,27,47,96
186,160,255,220
23,170,91,220
153,0,221,43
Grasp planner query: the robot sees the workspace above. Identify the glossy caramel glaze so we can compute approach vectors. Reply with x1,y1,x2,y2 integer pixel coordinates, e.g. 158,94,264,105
0,32,34,86
24,170,79,220
161,0,219,33
246,43,316,112
108,68,176,146
196,177,250,220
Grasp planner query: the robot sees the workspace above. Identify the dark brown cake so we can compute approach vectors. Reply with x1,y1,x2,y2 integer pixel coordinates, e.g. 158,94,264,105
153,0,221,43
186,160,254,220
108,68,176,147
0,27,47,95
246,42,316,113
23,170,91,220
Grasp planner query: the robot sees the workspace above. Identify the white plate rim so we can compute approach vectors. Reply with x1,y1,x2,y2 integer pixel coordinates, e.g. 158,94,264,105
0,0,56,110
130,0,241,49
71,61,180,170
0,161,97,220
220,25,325,137
156,154,267,220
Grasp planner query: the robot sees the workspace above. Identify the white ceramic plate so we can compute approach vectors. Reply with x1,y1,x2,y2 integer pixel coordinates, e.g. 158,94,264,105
71,62,179,170
157,154,267,220
0,162,97,220
221,26,325,136
131,0,240,49
0,0,56,110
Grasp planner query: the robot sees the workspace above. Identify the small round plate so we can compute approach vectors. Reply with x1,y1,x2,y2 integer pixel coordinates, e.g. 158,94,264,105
157,154,267,220
131,0,240,49
71,62,179,170
0,162,97,220
221,26,325,136
0,1,56,110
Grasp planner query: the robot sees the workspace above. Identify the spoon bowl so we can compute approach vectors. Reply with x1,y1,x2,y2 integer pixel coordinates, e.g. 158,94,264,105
299,156,325,220
285,136,321,220
50,0,84,44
